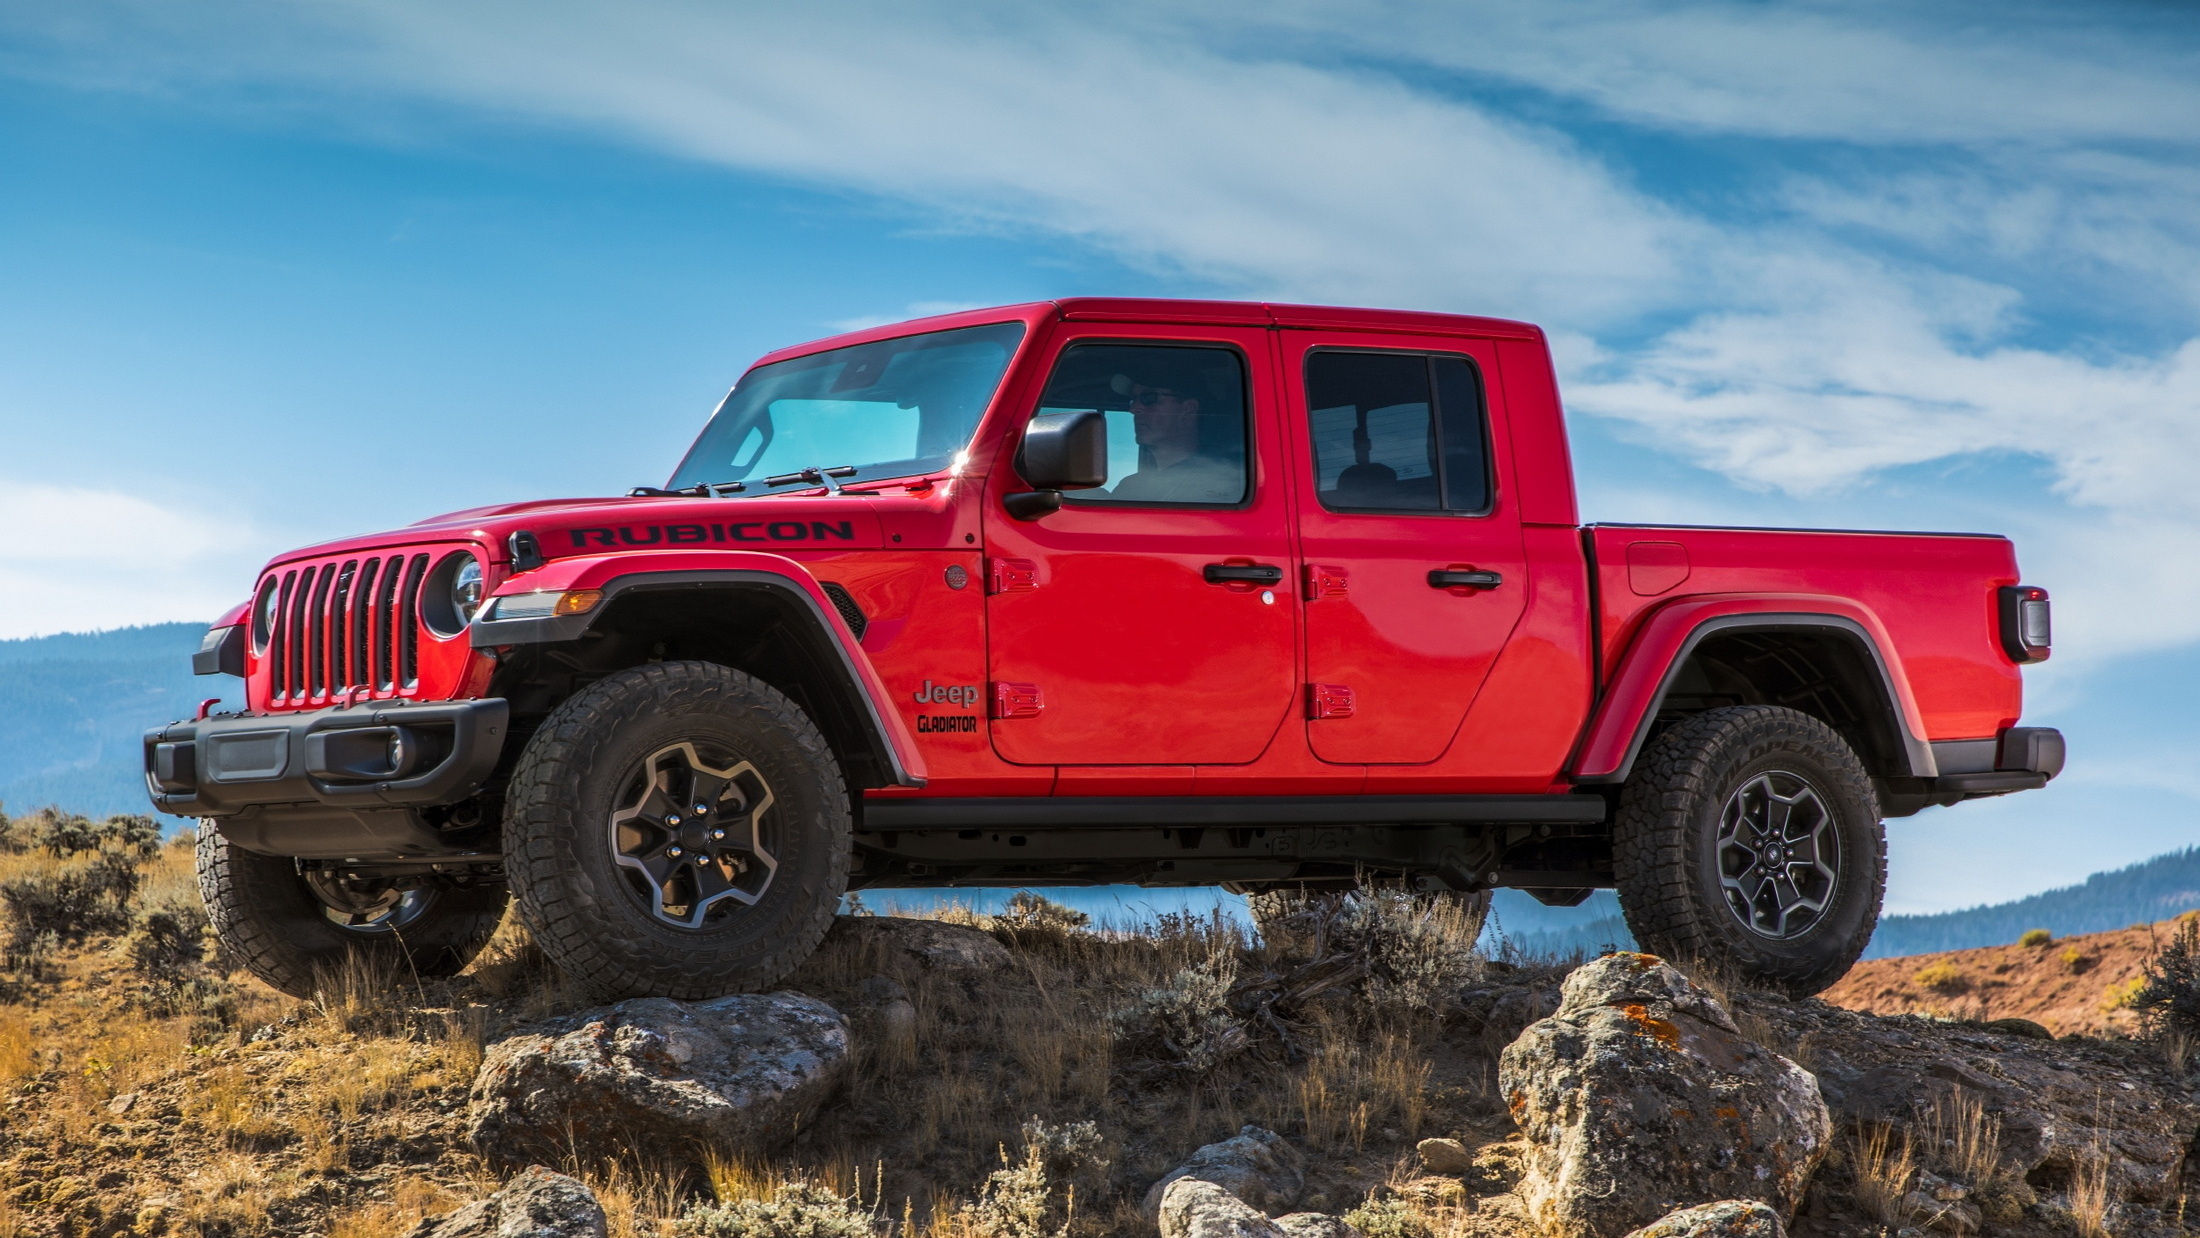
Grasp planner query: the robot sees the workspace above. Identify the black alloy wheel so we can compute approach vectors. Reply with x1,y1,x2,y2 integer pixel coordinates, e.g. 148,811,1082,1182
609,740,780,929
1612,704,1885,996
503,660,850,1000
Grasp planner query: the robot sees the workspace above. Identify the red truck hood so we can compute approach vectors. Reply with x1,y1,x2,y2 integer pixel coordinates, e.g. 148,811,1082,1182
262,491,919,572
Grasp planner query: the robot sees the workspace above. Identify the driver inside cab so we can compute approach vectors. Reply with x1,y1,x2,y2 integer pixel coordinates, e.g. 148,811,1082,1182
1103,361,1243,505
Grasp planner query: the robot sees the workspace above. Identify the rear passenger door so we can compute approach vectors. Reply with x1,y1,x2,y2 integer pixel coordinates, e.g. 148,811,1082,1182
1283,336,1528,764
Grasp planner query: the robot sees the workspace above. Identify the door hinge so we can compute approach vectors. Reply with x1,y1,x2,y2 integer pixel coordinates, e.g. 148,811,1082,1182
1306,683,1355,719
992,682,1044,719
989,558,1039,594
1304,564,1349,600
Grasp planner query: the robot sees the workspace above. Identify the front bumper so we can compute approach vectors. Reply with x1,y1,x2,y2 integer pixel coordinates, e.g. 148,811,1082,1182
144,698,509,817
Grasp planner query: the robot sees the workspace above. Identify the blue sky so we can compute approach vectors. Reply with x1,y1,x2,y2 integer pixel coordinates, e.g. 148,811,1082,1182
1,1,2195,914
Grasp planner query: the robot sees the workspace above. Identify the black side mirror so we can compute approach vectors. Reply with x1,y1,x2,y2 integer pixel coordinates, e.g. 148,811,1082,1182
1006,410,1108,520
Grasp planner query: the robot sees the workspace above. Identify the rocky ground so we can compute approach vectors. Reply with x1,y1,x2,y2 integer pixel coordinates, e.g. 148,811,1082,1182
0,820,2194,1238
1822,920,2186,1038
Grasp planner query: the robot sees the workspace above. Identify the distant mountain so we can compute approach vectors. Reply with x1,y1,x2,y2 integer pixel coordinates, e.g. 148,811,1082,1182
1863,846,2200,957
1479,849,2200,962
0,623,221,820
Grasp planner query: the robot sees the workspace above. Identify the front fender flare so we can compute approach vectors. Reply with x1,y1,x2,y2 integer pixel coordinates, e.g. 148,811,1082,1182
470,550,927,789
1571,594,1934,785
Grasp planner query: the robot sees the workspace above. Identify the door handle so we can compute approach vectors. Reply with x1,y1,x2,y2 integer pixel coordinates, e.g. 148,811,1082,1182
1204,563,1285,586
1429,569,1503,590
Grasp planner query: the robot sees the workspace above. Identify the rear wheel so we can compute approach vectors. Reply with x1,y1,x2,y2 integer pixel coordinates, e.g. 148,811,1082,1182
502,660,850,1000
1612,705,1885,996
197,825,508,998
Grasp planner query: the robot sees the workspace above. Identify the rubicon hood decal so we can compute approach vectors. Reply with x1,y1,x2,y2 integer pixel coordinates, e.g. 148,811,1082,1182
563,519,859,549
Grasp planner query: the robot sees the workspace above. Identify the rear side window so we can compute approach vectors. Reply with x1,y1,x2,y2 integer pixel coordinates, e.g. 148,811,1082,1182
1306,351,1490,514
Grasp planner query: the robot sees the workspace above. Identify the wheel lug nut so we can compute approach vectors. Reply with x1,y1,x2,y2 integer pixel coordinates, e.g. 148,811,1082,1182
693,803,709,815
711,830,725,841
668,846,683,858
667,814,682,826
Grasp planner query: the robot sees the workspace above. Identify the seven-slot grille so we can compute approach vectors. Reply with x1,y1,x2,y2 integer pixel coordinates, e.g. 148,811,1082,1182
262,553,431,701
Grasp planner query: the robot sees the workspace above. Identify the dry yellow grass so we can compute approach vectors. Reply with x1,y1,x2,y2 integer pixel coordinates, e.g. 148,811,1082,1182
1850,1120,1917,1228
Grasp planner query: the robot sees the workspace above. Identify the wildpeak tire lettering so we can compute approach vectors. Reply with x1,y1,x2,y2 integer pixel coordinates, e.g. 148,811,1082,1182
565,521,857,548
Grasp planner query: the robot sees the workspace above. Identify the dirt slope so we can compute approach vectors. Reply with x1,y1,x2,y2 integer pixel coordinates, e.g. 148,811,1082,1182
1821,916,2190,1036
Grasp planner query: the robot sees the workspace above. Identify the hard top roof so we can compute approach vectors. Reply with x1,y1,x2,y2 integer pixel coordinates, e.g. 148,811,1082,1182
748,298,1543,369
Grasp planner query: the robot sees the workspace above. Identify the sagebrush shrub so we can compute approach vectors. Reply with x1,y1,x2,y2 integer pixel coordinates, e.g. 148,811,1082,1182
675,1182,878,1238
2019,928,2052,947
997,892,1090,934
127,894,210,982
2130,916,2200,1036
1249,888,1481,1019
1111,949,1247,1074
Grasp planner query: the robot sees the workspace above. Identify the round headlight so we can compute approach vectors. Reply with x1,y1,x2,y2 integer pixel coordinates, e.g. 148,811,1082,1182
452,559,484,625
252,576,280,654
422,553,488,638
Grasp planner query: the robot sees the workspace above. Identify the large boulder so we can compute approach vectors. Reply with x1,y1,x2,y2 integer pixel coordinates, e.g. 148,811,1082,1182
1143,1125,1306,1219
1498,953,1831,1238
1732,989,2200,1228
467,992,849,1169
407,1166,607,1238
825,915,1012,971
1156,1181,1358,1238
1621,1200,1783,1238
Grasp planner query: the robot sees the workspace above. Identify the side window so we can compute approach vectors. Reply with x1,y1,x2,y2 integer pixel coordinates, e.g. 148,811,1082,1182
1306,351,1490,514
1034,343,1250,507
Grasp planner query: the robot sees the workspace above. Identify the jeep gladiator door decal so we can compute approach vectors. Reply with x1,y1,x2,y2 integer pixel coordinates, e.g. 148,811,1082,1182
1283,336,1530,764
981,329,1298,765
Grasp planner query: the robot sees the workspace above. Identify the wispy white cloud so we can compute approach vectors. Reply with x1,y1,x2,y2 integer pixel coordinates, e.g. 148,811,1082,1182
0,481,272,639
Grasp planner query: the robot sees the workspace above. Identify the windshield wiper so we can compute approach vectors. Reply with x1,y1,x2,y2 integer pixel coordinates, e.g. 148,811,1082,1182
764,465,859,495
628,481,748,498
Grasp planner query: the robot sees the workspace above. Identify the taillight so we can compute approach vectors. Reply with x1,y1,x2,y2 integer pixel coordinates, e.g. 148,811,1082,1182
1998,585,2051,663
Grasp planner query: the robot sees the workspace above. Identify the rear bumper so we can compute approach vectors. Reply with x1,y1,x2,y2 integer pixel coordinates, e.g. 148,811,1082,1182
1929,726,2065,796
143,698,509,817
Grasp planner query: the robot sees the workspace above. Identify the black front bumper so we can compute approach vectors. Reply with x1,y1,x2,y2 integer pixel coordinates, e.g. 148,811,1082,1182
144,698,509,818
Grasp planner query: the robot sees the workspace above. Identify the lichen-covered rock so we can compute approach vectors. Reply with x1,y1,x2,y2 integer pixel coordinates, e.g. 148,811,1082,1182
1415,1136,1475,1174
1143,1125,1306,1220
1498,953,1830,1238
1273,1213,1361,1238
467,993,848,1170
1158,1180,1293,1238
1620,1199,1783,1238
825,915,1012,971
407,1166,607,1238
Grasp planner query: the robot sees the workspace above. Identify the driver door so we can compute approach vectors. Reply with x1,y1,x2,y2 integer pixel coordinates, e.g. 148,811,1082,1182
981,326,1299,766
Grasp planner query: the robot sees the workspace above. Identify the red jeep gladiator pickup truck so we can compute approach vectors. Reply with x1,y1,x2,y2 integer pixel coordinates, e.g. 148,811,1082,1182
148,299,2063,999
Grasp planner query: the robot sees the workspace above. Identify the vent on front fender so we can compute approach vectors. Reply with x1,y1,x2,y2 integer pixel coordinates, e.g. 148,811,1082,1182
263,552,431,701
819,582,867,642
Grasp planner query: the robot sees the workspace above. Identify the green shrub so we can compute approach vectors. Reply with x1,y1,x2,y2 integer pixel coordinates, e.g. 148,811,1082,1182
2019,928,2053,947
0,851,140,947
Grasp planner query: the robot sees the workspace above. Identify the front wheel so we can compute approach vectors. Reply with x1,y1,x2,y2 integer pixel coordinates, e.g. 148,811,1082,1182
1611,705,1885,996
197,825,508,998
502,661,851,1000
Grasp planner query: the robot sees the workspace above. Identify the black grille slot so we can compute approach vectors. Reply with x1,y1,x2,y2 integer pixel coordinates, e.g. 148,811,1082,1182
329,560,358,690
374,556,403,690
398,553,428,686
819,582,867,641
269,570,297,698
287,565,316,700
307,566,334,696
350,557,380,691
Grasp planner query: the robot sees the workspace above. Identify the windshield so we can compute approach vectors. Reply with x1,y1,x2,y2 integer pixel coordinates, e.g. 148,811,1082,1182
668,321,1026,493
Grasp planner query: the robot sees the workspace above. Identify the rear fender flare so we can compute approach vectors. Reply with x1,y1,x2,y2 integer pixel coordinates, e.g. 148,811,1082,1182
1572,594,1934,784
470,550,927,789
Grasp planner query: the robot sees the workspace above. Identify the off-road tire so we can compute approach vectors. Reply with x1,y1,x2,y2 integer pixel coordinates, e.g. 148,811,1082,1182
1612,705,1885,996
196,824,509,998
503,660,851,1000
